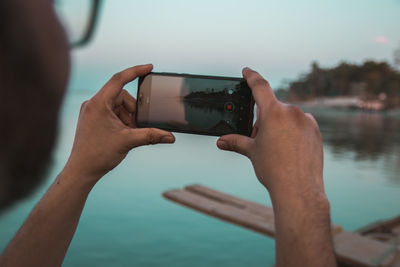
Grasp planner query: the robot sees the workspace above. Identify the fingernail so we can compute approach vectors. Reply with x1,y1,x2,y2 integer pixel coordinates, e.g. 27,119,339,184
161,135,174,143
217,140,228,150
243,67,252,71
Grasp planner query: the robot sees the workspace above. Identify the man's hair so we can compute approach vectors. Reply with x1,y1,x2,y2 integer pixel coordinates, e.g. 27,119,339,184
0,2,64,212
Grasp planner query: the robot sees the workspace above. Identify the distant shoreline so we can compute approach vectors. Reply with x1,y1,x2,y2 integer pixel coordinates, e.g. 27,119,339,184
292,96,400,112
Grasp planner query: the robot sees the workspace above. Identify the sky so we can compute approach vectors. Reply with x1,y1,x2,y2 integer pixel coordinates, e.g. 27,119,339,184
67,0,400,91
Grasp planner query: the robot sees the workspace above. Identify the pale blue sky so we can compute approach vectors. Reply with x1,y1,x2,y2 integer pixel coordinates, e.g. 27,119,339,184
69,0,400,91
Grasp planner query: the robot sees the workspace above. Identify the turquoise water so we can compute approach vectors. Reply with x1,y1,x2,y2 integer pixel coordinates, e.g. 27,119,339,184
2,1,399,265
1,90,400,266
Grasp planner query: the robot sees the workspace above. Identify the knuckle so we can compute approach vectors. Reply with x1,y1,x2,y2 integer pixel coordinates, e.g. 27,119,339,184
145,129,157,145
80,100,96,114
80,100,89,110
286,105,304,118
130,69,138,77
270,101,282,112
305,112,314,120
84,97,104,113
279,105,307,128
121,89,128,96
264,101,283,118
313,124,322,140
111,72,123,81
305,113,319,125
230,138,238,151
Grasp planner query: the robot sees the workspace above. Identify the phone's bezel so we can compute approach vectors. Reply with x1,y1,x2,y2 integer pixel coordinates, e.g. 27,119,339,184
136,72,255,137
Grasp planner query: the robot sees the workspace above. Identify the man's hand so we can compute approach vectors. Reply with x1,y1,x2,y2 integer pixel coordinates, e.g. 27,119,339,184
64,64,175,184
217,68,336,267
217,67,324,202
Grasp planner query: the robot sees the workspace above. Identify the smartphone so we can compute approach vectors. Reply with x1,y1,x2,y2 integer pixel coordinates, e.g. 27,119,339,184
136,72,255,137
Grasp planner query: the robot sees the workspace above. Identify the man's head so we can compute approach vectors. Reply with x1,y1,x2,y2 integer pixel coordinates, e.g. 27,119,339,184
0,0,70,212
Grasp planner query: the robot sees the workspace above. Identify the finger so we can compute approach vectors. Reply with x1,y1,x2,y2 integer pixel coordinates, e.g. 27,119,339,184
242,67,276,109
118,107,134,127
115,89,136,113
113,105,121,116
305,113,318,127
250,120,259,138
256,104,261,118
217,134,253,157
100,64,153,102
80,100,89,113
124,128,175,149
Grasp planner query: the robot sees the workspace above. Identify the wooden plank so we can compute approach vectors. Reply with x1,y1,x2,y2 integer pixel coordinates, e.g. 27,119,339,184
356,216,400,235
163,189,276,237
184,185,345,235
333,230,399,267
162,185,400,267
184,184,274,218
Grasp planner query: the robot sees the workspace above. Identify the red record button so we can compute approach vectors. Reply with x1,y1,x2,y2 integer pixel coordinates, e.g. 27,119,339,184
224,102,234,112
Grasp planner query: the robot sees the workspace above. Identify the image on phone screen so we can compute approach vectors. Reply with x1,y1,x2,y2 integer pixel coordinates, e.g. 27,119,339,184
136,73,254,136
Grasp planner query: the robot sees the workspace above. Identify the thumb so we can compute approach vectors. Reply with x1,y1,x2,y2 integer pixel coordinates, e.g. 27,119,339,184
217,134,253,157
125,128,175,149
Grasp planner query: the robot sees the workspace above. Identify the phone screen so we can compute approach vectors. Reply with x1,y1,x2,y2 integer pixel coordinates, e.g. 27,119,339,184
136,72,254,136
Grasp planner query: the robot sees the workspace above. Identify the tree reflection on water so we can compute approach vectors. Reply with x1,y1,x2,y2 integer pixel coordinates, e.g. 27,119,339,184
305,107,400,182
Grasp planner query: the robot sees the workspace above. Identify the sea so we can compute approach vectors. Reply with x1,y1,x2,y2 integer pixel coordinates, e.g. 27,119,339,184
1,90,400,266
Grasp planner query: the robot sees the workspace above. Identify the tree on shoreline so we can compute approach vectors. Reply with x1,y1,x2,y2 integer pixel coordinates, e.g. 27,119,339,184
282,60,400,107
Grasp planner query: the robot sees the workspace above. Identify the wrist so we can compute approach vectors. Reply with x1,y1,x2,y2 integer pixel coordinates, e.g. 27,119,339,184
58,163,99,193
269,185,331,220
269,185,336,267
64,154,106,182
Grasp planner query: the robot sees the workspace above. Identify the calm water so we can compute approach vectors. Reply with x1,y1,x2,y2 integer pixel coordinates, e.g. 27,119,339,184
1,91,400,266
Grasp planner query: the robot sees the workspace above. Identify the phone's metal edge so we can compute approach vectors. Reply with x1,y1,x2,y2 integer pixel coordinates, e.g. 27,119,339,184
135,124,240,137
134,75,145,129
248,97,256,135
135,72,255,137
149,72,245,81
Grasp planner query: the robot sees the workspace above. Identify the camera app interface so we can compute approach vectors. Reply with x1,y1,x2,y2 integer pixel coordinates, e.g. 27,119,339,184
137,74,252,135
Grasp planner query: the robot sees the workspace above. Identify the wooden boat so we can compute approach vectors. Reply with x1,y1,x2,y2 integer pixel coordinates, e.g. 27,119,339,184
163,184,400,267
